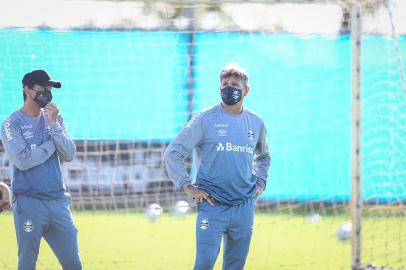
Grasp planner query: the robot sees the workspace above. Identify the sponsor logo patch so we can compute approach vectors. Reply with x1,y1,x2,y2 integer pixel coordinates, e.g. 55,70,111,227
20,124,32,129
4,119,12,141
216,142,253,154
214,123,228,128
185,112,203,129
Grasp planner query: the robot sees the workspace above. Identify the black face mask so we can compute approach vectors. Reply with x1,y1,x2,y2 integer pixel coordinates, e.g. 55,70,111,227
33,90,52,108
220,86,243,106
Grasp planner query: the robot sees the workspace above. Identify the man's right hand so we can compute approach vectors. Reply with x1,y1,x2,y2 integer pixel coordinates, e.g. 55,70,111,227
183,185,214,206
44,103,59,124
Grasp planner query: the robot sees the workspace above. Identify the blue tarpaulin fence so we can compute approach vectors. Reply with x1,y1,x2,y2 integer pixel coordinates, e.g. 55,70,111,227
0,29,405,202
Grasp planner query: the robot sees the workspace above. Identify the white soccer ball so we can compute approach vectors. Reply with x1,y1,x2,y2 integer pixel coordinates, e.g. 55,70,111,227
145,203,163,222
307,213,322,224
171,200,190,217
336,222,352,241
363,264,377,270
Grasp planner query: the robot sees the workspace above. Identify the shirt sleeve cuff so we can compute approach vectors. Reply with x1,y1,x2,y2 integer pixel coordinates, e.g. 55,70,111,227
256,177,267,190
49,122,63,132
178,178,192,190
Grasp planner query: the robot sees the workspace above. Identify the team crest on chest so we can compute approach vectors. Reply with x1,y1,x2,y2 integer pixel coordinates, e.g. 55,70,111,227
248,130,255,140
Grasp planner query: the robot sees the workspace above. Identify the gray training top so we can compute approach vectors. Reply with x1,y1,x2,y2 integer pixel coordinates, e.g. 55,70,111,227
164,103,271,205
1,110,76,200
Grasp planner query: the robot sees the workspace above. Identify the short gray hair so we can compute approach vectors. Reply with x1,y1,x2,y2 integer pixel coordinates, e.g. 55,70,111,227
219,62,249,88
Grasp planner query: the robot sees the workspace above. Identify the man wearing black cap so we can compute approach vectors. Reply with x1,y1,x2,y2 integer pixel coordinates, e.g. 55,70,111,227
0,70,82,270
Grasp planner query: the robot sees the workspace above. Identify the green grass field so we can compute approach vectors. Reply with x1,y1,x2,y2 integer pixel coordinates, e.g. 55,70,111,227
0,211,404,270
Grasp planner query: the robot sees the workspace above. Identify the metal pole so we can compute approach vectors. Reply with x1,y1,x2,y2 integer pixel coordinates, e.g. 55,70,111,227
185,6,196,121
384,0,406,96
350,4,362,270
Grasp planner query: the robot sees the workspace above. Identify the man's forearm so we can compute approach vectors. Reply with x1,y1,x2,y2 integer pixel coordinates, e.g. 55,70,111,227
2,120,56,171
164,147,192,189
49,122,76,162
253,154,270,187
7,140,56,171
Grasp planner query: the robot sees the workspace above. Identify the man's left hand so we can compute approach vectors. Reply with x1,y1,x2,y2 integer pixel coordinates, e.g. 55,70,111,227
253,184,264,199
44,103,59,124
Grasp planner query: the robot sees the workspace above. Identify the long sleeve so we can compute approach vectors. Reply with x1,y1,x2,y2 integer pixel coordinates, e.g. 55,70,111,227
253,122,271,189
164,113,204,189
49,115,76,162
1,119,56,171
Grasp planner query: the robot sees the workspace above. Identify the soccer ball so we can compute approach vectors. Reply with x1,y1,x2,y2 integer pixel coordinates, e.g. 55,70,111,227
144,203,163,222
307,213,322,224
362,264,378,270
0,190,9,213
171,200,190,217
336,222,352,241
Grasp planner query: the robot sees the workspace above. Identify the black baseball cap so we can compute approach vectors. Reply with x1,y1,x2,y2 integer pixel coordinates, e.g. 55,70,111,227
22,70,61,88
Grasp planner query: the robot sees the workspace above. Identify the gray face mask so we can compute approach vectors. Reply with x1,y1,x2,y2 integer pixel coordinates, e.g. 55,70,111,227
220,86,243,105
33,90,52,108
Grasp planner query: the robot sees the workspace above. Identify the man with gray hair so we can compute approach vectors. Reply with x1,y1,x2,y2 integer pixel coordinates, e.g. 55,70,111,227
165,63,271,269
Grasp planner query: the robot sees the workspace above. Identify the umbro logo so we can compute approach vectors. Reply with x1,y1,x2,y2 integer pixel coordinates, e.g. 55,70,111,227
217,129,227,137
23,130,34,139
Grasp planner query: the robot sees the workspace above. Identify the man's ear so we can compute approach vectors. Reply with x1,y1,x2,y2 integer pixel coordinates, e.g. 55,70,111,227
23,86,33,100
23,86,30,96
244,86,250,96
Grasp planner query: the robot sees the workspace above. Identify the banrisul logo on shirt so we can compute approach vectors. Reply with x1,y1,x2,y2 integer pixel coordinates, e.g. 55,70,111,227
216,143,225,151
216,142,253,154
